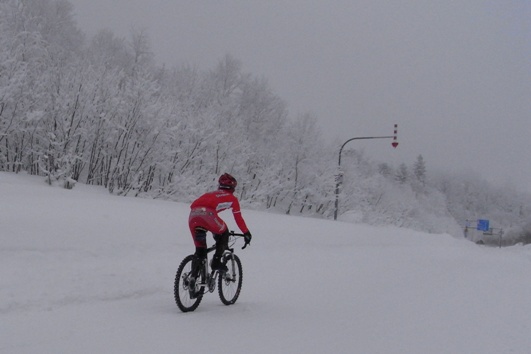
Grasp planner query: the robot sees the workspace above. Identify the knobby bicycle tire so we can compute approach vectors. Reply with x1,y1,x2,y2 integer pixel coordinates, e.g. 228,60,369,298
174,255,204,312
218,254,243,305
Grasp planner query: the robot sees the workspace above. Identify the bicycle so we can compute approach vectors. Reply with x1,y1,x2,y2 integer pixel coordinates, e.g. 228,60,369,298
174,231,247,312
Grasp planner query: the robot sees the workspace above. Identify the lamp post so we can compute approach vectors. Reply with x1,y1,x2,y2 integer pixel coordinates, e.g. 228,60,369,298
334,124,398,220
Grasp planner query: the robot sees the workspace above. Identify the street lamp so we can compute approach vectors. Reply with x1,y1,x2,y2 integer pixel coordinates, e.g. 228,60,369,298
334,124,398,220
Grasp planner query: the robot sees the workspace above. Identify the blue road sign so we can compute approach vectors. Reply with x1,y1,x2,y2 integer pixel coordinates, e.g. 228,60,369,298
477,219,490,232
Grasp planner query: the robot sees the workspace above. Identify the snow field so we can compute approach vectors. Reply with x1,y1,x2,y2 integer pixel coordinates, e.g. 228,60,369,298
1,172,531,353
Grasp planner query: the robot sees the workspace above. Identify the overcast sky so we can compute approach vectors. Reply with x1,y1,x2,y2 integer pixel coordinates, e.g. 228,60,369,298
68,0,531,192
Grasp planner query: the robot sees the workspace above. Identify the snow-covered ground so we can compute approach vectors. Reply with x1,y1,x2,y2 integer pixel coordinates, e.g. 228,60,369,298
2,172,531,354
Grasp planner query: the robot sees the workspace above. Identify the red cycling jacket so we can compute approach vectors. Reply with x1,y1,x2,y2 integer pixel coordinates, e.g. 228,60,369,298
190,190,249,234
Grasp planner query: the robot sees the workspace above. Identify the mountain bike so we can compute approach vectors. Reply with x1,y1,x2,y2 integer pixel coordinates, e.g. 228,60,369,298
174,231,247,312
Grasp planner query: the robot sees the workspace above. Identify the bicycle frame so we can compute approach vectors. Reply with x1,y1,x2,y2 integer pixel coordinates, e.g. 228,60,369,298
194,234,243,294
174,232,246,312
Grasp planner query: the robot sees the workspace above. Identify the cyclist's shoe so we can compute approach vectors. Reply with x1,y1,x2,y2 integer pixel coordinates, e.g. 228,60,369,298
211,257,228,273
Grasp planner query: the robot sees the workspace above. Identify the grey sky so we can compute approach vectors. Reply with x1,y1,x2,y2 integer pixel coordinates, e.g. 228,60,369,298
69,0,531,192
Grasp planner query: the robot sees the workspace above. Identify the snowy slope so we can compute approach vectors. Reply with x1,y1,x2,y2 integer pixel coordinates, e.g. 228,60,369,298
2,172,531,354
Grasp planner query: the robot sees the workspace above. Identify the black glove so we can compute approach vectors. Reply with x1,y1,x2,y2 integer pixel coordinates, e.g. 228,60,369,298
243,231,252,247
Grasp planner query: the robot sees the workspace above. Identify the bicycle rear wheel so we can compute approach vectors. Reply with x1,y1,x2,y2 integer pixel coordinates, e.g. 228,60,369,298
218,254,243,305
174,255,204,312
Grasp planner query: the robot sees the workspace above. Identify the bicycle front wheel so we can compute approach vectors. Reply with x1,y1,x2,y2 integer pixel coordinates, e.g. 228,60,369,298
174,255,204,312
218,254,243,305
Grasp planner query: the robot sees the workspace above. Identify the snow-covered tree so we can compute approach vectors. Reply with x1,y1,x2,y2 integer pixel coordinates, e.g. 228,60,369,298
413,154,426,186
395,163,409,184
2,2,531,241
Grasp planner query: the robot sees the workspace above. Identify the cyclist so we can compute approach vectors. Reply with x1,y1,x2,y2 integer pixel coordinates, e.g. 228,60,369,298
188,173,252,273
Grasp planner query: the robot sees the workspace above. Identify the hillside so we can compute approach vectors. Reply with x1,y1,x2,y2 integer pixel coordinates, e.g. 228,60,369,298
2,172,531,353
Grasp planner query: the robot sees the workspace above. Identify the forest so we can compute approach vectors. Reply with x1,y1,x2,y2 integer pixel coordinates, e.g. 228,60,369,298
1,0,530,244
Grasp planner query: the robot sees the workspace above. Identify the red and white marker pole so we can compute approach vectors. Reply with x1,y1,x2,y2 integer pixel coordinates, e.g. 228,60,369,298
391,124,399,148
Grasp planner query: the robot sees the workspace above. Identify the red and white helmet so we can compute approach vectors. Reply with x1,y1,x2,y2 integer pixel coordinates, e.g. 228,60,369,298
218,173,237,191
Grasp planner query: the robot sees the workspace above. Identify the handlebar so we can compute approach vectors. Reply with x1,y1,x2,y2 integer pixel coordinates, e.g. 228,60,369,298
229,231,250,249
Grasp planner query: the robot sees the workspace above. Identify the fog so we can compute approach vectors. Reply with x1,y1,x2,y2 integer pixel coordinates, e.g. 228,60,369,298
69,0,531,192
